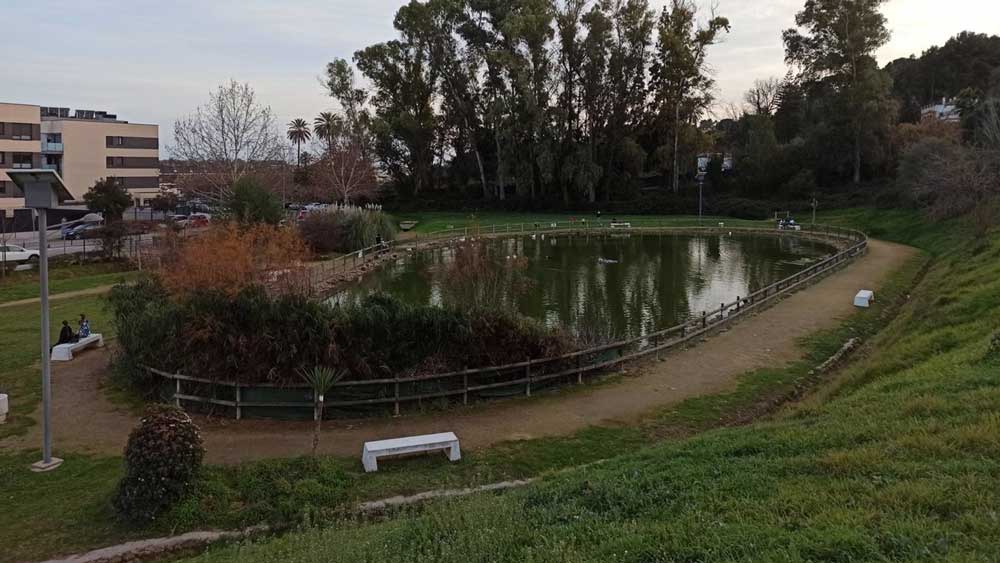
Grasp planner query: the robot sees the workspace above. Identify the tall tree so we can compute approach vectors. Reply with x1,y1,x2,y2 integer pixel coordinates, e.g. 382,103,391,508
313,112,343,158
170,80,287,200
783,0,893,185
355,0,440,196
744,77,782,116
286,118,312,167
650,0,729,193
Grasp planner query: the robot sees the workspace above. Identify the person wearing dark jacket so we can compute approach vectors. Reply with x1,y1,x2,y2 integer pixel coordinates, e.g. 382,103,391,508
53,320,75,352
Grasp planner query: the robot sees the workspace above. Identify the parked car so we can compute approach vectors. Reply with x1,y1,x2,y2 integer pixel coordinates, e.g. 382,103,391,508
168,214,191,228
0,244,40,263
64,223,103,240
188,213,211,228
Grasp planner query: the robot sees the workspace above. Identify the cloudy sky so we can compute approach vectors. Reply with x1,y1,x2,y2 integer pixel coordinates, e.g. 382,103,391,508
4,0,998,147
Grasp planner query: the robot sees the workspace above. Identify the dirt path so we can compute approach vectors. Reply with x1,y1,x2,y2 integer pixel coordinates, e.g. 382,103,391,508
3,240,915,464
0,285,116,309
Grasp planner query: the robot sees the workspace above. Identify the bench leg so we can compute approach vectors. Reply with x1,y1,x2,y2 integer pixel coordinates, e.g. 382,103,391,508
446,442,461,462
362,453,378,473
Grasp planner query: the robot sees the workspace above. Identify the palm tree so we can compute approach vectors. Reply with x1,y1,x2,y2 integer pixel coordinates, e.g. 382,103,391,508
299,366,348,456
313,112,342,157
286,118,311,167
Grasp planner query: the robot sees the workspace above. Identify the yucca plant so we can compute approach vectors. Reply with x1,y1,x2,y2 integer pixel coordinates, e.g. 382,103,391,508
299,366,348,456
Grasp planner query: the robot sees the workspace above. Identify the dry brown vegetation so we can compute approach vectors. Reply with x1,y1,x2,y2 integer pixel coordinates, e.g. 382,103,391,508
157,223,311,297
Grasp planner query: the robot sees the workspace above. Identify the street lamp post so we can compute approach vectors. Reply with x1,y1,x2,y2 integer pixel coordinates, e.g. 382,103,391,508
8,170,72,473
697,175,705,225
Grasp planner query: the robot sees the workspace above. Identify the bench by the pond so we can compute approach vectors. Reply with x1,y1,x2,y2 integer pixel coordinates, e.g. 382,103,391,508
51,334,103,362
362,432,461,473
854,290,874,308
609,222,631,229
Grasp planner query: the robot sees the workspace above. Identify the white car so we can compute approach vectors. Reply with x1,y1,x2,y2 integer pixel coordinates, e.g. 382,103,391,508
1,244,40,263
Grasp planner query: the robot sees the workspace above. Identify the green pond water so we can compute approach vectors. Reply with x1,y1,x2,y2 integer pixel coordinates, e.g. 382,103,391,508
329,232,835,339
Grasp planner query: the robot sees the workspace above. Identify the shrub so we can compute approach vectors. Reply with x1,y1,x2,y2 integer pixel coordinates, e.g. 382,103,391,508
158,223,310,297
113,405,205,524
329,294,571,379
299,205,396,253
224,176,284,225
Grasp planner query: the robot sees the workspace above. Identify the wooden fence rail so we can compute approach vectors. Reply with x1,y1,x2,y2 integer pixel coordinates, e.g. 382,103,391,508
148,223,867,420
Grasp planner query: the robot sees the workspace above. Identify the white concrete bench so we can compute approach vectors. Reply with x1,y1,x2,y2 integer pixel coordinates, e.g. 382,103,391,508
362,432,461,473
854,290,875,308
609,222,631,229
51,333,103,361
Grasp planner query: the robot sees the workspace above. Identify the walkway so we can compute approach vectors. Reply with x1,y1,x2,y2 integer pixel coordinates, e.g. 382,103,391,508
2,240,915,464
0,285,117,309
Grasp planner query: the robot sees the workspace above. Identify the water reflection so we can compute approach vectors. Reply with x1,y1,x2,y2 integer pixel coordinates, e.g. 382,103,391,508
329,233,834,339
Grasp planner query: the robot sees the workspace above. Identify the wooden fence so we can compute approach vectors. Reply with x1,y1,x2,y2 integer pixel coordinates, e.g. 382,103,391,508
148,223,867,420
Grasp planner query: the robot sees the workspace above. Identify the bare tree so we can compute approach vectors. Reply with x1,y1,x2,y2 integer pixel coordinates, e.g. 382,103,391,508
743,77,781,116
170,80,288,200
310,118,378,202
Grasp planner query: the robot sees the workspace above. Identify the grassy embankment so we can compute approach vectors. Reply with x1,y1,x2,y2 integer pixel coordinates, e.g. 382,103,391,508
179,212,1000,562
0,261,139,305
0,211,951,562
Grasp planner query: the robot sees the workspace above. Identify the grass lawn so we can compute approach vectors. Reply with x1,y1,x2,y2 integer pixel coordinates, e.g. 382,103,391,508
391,211,765,234
0,295,115,441
0,261,138,304
2,209,978,562
179,217,1000,561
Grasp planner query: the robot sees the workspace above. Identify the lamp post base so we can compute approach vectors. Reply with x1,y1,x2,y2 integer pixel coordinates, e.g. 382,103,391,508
30,457,63,472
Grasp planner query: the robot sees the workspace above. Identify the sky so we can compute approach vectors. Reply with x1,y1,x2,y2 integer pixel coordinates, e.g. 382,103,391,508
4,0,998,149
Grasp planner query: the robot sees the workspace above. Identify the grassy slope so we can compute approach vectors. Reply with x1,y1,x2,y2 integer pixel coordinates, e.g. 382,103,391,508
184,219,1000,562
0,262,138,304
0,211,955,562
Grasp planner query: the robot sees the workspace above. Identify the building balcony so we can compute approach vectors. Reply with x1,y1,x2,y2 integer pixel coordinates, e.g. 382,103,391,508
42,163,59,171
41,142,63,153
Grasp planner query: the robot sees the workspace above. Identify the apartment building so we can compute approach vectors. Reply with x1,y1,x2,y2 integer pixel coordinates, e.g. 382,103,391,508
0,102,160,211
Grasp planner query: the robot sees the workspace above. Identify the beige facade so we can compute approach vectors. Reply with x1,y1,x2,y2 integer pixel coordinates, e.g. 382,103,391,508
0,102,42,207
1,102,160,210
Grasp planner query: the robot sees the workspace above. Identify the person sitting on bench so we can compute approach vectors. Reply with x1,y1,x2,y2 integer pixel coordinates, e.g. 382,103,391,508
78,314,91,339
57,320,75,345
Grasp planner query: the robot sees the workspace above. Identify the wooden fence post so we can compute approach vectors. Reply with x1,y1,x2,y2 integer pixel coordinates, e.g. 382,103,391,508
313,389,319,421
235,385,241,420
175,378,181,407
525,361,532,397
576,355,583,384
394,374,400,416
463,373,469,405
702,311,707,328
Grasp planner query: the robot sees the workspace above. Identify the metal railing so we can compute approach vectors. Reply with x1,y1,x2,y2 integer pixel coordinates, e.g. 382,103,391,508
148,223,867,419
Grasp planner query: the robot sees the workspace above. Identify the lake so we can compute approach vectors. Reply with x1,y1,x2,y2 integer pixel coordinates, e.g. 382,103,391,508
329,232,835,340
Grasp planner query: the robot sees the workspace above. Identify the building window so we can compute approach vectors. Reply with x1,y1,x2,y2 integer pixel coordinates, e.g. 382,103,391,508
11,123,32,140
0,123,5,135
13,153,33,169
0,182,6,195
106,156,126,168
0,152,5,164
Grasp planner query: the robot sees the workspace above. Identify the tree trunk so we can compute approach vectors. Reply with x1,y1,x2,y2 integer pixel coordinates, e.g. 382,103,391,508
672,101,681,194
494,134,506,201
312,398,323,457
464,115,488,200
853,123,862,185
